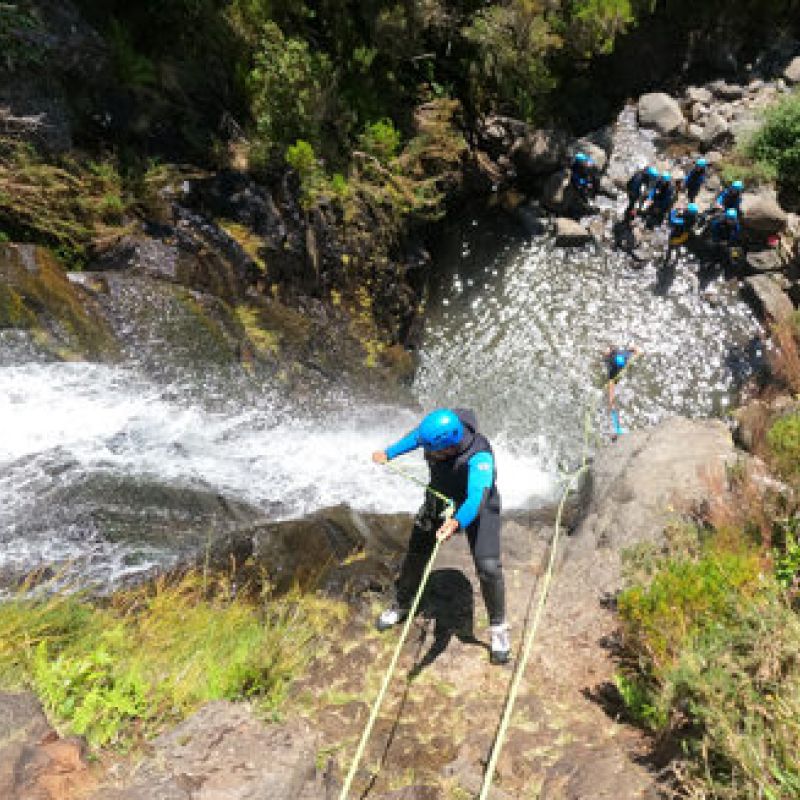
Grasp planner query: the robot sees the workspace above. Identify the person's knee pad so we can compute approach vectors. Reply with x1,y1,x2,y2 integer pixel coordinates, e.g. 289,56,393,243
476,557,503,584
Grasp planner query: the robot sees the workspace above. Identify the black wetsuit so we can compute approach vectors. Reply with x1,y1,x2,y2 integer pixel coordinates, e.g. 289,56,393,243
394,408,505,625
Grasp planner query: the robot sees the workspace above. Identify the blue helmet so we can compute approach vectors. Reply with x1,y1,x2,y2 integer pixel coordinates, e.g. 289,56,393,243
575,152,588,162
687,202,699,215
418,408,464,451
646,166,659,178
732,180,744,191
614,353,627,368
661,172,671,182
696,158,707,168
725,208,738,220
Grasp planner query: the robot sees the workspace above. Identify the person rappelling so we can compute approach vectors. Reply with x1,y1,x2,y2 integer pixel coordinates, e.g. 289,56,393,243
371,407,511,665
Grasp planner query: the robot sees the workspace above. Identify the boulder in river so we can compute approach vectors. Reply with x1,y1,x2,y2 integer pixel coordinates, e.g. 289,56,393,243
700,112,732,150
510,127,569,179
555,218,593,247
741,190,788,238
742,274,795,323
637,92,686,136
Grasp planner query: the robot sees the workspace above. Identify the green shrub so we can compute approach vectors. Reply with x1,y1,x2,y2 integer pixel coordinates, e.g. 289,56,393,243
618,548,762,672
766,412,800,483
0,572,343,747
358,119,402,163
745,92,800,193
249,22,333,162
617,527,800,799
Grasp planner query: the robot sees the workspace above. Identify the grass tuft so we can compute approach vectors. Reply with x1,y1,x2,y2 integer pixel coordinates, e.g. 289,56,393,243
0,570,346,747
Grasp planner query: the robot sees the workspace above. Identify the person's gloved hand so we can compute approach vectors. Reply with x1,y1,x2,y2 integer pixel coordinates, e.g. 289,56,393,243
372,451,388,465
436,517,459,542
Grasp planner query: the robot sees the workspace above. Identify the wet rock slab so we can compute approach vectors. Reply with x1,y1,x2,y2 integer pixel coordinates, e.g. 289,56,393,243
90,702,326,800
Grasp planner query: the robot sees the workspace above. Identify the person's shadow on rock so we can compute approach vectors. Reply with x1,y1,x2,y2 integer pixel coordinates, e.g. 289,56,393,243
410,568,486,677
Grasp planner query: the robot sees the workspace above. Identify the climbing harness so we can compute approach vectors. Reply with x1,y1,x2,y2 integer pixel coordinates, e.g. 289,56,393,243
337,465,452,800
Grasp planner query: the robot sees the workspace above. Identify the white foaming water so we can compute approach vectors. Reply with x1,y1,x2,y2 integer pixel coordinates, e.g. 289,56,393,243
0,360,554,586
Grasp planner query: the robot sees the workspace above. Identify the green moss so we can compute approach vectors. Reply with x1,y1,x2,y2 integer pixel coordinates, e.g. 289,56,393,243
0,244,116,358
0,284,36,328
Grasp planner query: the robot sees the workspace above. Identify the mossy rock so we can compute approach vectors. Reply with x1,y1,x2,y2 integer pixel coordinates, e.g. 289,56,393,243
0,243,116,359
0,283,36,328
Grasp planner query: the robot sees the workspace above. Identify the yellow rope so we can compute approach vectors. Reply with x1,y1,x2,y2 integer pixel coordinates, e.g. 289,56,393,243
337,537,443,800
338,465,453,800
477,408,593,800
384,460,455,512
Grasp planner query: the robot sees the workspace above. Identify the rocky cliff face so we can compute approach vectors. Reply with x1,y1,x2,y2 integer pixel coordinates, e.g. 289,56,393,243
0,418,746,800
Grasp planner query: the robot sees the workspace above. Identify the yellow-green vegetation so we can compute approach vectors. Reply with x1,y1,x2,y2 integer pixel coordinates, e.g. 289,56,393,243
0,244,116,358
0,139,132,268
721,90,800,191
766,412,800,483
616,521,800,798
0,571,347,748
235,303,279,355
219,220,267,273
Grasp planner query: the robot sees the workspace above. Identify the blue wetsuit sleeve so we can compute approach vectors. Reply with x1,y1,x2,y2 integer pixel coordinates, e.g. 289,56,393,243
454,452,495,528
385,428,421,460
716,189,726,205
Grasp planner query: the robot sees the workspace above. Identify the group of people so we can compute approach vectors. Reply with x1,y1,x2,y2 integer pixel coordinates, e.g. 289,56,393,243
623,157,745,261
568,151,747,263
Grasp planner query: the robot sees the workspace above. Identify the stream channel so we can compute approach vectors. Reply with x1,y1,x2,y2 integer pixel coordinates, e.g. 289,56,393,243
0,108,765,591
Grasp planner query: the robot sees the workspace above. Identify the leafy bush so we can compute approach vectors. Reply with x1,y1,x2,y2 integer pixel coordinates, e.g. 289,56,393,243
617,526,800,799
766,412,800,483
358,119,402,163
249,22,333,162
745,92,800,193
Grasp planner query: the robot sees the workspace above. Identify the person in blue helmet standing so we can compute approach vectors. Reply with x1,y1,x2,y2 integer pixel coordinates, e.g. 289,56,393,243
684,158,708,203
625,165,659,218
371,408,510,665
667,202,700,247
603,345,641,440
710,208,743,268
644,171,675,228
710,207,741,244
570,151,597,202
716,179,744,213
